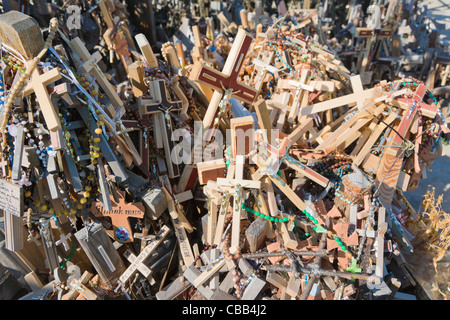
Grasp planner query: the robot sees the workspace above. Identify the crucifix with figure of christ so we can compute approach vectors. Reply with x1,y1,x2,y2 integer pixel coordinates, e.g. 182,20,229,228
138,79,183,179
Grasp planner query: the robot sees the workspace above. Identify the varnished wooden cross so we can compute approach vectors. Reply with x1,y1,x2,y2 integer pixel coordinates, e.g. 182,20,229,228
119,225,170,285
90,190,145,243
21,65,62,132
189,29,258,132
388,84,437,156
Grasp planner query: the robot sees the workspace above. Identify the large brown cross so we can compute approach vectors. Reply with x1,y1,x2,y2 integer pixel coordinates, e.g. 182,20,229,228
189,29,258,131
390,84,437,155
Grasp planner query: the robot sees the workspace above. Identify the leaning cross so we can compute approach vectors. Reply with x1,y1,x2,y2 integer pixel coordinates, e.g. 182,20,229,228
189,29,258,132
388,84,437,156
138,79,183,178
118,225,170,285
90,190,145,243
217,155,261,254
0,157,8,177
69,37,123,111
21,65,62,132
56,232,72,251
120,119,153,179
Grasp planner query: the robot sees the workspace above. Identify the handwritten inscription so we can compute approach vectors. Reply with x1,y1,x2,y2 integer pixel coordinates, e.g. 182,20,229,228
0,179,23,217
92,204,143,216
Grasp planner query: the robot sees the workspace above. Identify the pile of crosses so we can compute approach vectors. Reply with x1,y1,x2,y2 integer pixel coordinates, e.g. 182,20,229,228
324,0,450,95
0,1,448,301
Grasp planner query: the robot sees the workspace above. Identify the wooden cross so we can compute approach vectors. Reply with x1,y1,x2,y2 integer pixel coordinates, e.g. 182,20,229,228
119,225,170,285
287,69,315,124
291,35,335,58
56,232,72,251
90,190,145,243
160,177,196,267
189,29,258,132
21,65,62,132
69,37,123,110
139,79,183,178
77,107,128,182
355,26,392,79
252,52,277,93
266,92,291,131
301,87,381,116
104,28,133,70
390,84,437,155
0,157,8,177
65,120,91,166
120,119,153,179
217,155,261,254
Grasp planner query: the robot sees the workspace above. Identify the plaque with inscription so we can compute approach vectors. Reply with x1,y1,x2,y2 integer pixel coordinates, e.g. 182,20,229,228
90,190,145,243
0,179,23,217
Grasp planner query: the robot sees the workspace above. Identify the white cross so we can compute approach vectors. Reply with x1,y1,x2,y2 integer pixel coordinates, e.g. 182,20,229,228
56,232,72,251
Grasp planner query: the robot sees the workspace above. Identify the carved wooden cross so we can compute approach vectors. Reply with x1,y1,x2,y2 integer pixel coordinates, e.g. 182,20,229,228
0,157,8,177
389,84,437,156
189,29,258,132
90,190,145,243
69,37,123,110
217,155,261,253
138,79,183,178
287,69,315,124
120,119,153,179
56,232,72,251
119,225,170,285
21,65,62,132
104,28,133,69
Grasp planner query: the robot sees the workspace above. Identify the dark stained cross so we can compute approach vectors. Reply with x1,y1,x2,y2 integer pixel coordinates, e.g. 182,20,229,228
189,29,258,133
138,79,183,178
